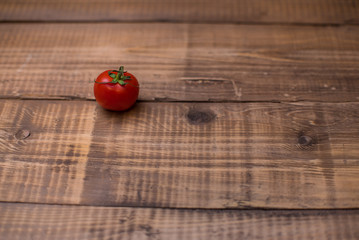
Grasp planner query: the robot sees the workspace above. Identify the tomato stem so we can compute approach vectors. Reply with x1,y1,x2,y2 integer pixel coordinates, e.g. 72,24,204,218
94,66,139,87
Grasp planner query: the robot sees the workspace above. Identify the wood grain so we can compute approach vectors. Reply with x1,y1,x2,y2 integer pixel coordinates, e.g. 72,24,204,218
1,203,359,240
0,0,358,24
1,100,359,208
1,23,359,102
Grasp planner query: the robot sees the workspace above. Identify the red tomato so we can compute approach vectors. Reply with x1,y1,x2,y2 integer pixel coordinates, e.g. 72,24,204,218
94,66,139,111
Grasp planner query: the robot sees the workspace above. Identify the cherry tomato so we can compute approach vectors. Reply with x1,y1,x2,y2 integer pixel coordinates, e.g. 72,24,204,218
94,66,139,111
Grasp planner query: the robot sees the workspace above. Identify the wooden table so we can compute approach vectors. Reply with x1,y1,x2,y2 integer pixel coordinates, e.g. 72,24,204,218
1,0,359,239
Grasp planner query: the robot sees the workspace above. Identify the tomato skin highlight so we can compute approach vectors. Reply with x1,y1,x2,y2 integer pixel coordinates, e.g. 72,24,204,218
94,69,139,111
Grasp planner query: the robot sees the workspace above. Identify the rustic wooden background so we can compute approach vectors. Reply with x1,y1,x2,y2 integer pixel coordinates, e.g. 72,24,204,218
0,0,359,239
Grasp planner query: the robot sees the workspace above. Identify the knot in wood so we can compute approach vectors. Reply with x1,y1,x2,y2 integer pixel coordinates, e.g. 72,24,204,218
186,109,216,125
15,129,31,140
298,135,312,146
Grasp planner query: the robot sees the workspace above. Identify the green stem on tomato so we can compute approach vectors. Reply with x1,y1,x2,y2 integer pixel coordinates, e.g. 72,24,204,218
94,66,138,87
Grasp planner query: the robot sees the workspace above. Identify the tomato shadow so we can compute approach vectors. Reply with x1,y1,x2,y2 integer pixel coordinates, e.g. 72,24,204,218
95,101,142,118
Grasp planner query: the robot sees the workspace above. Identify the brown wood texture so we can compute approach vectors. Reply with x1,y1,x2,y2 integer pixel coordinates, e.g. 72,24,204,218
1,203,358,240
0,0,358,24
1,23,359,102
1,0,358,238
1,100,359,208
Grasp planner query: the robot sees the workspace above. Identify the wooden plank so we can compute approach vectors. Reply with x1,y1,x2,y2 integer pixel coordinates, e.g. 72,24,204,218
1,100,359,208
0,0,358,24
1,23,359,102
1,203,358,240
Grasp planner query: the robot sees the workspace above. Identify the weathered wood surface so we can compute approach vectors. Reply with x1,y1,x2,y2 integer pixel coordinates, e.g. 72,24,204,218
1,203,358,240
1,0,358,238
1,100,358,208
1,23,359,102
0,0,358,24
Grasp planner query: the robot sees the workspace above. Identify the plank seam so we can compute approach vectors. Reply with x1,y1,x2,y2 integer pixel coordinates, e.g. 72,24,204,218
0,20,358,27
1,97,359,104
0,201,358,211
